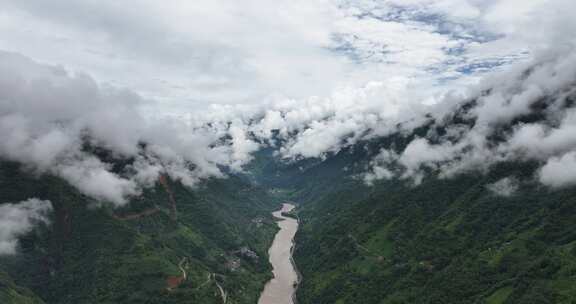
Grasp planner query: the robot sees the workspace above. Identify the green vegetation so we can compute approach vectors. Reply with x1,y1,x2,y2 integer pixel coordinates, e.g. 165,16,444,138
0,161,281,304
285,154,576,303
5,144,576,304
6,139,576,304
230,101,576,303
487,286,514,304
0,271,45,304
4,98,576,303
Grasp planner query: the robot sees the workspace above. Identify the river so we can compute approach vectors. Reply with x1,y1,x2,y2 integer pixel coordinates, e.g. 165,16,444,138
258,203,299,304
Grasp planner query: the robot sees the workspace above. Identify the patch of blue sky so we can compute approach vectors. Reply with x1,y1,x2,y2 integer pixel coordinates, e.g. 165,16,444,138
329,1,530,91
329,33,391,64
431,52,530,85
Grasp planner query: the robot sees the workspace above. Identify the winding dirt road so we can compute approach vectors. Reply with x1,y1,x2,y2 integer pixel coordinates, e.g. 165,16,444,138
213,275,227,304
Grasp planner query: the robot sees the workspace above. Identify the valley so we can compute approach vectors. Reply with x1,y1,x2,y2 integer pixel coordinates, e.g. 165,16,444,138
4,110,576,304
2,1,576,303
0,161,282,304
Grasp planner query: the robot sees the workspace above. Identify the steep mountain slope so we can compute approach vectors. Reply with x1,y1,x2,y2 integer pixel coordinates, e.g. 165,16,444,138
0,161,280,304
3,49,576,304
0,270,45,304
250,76,576,303
294,162,576,303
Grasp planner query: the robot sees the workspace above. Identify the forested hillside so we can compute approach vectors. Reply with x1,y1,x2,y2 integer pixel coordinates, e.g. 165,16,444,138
4,69,576,303
293,161,576,303
0,161,280,304
248,78,576,303
3,1,576,303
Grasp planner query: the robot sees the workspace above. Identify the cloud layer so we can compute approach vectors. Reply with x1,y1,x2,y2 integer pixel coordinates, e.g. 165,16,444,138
0,51,259,205
0,0,539,110
0,0,575,205
363,46,576,188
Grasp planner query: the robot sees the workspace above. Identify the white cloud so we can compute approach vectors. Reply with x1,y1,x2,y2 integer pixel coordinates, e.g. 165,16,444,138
364,149,398,185
363,35,576,185
0,199,52,255
1,0,575,193
0,0,348,106
399,138,459,181
0,0,538,113
539,152,576,188
0,51,261,205
57,158,139,205
229,123,260,171
486,177,519,197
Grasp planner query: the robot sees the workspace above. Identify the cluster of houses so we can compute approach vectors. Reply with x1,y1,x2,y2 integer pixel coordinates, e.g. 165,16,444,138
225,246,259,271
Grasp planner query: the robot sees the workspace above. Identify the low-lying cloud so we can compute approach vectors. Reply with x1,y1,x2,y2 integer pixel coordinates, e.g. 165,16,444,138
0,199,52,255
487,178,519,197
0,51,259,205
1,0,576,202
539,152,576,188
363,47,576,186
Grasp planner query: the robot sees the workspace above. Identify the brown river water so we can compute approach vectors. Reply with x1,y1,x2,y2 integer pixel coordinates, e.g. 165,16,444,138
258,203,299,304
